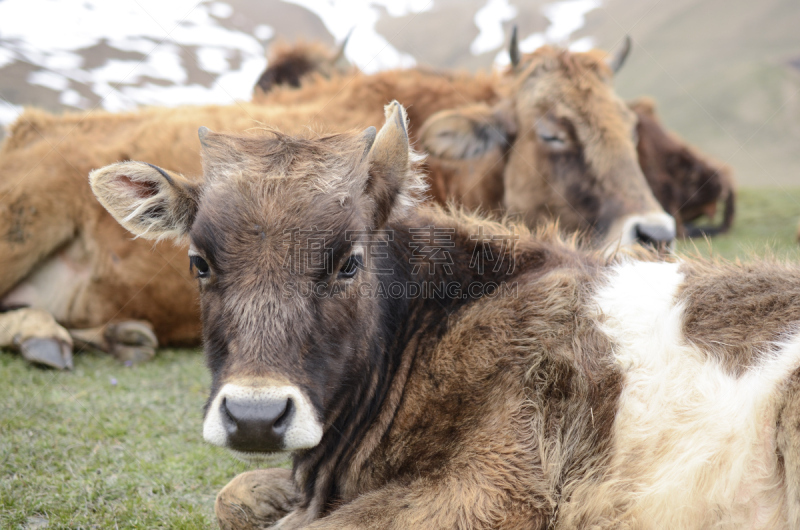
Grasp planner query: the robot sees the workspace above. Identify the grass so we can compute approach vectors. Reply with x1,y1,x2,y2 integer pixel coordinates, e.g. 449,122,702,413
0,187,798,528
0,349,288,529
675,187,800,261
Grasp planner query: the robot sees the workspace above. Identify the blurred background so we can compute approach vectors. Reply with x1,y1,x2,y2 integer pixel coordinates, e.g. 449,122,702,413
1,0,798,187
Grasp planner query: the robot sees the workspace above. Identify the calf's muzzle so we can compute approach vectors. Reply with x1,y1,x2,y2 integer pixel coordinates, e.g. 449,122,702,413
203,381,324,455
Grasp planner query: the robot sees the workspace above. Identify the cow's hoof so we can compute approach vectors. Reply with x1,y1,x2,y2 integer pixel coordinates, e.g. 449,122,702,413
105,321,158,364
216,468,299,530
18,337,73,370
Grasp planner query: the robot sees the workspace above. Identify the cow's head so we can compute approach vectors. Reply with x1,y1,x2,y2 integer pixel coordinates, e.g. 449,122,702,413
420,36,675,251
90,103,422,460
254,35,352,95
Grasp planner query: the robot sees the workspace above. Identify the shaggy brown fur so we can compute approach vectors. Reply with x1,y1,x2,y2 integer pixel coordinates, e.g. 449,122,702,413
630,97,736,237
91,104,625,527
216,468,300,529
778,370,800,527
679,259,800,376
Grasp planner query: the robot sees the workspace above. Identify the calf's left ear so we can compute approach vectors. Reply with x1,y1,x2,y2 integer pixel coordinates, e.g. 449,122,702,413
362,101,425,228
90,161,200,241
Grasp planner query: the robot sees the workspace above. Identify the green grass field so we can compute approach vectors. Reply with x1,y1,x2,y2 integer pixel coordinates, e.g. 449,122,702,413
0,349,288,529
675,187,800,260
1,187,798,529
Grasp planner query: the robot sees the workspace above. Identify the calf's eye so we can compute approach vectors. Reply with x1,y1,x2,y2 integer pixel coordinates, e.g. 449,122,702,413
338,254,363,279
190,255,210,279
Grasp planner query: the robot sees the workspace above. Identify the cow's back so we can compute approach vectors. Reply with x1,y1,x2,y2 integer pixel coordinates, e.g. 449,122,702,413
253,68,501,144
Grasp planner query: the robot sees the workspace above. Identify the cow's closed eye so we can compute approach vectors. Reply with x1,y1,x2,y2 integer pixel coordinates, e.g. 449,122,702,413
338,254,363,280
539,133,565,145
190,255,211,279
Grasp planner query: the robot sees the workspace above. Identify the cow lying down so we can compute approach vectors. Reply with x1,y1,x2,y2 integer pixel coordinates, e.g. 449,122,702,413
91,102,800,529
0,43,674,370
259,35,735,239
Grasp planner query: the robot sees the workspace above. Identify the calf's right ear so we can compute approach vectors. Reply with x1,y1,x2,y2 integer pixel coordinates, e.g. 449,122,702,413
89,161,200,241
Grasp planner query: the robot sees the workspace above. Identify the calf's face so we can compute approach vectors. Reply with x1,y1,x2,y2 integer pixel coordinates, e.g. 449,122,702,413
90,102,422,460
420,43,675,251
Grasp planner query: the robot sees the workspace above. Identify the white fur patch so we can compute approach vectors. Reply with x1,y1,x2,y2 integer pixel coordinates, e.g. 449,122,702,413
203,383,323,454
590,260,800,527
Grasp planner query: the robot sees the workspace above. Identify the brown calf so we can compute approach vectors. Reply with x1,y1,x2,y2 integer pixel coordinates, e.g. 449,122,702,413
92,102,800,529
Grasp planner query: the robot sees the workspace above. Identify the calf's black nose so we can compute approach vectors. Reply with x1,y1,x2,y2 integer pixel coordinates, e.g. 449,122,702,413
220,396,293,453
635,223,675,248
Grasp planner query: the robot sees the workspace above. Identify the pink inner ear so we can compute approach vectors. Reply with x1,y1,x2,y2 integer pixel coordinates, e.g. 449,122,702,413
117,175,159,199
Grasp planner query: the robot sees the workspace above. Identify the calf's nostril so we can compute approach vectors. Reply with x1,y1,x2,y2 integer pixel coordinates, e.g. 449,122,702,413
272,398,294,433
220,396,292,453
220,396,237,436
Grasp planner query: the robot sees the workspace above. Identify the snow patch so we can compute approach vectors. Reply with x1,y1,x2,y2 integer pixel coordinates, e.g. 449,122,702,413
0,102,24,128
493,0,601,66
0,0,269,111
471,0,517,55
282,0,432,74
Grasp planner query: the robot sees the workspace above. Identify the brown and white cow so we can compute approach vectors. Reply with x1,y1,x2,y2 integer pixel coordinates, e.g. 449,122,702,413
92,102,800,529
0,42,670,369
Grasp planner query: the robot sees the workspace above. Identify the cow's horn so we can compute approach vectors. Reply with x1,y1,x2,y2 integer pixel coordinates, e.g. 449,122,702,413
335,28,354,62
607,35,631,74
509,25,521,68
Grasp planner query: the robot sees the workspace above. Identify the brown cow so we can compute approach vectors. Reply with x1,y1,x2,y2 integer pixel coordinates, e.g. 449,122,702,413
257,37,734,239
629,97,735,237
259,41,675,249
417,42,674,249
92,102,800,529
0,42,670,369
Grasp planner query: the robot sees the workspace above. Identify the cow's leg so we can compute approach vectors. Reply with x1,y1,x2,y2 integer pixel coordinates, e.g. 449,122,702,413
0,308,73,369
270,473,546,530
777,371,800,527
292,482,545,530
215,468,300,530
69,321,158,363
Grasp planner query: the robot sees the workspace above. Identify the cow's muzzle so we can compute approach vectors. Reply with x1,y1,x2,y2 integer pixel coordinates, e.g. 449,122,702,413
220,395,293,453
203,382,323,454
611,212,676,252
